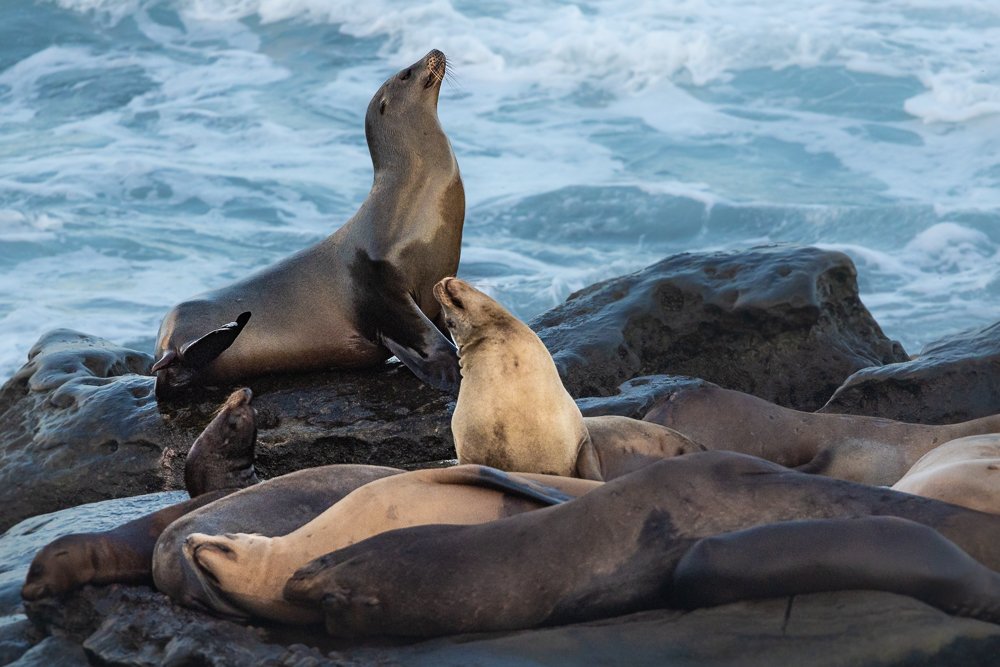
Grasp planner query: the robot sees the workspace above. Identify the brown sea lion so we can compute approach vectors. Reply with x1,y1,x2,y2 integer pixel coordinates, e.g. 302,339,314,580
892,434,1000,514
284,451,1000,638
153,49,464,399
643,383,1000,485
184,387,259,496
21,387,260,601
153,464,401,616
182,465,599,623
433,277,703,479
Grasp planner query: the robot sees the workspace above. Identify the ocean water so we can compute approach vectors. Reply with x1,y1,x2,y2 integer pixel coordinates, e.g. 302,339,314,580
1,0,999,382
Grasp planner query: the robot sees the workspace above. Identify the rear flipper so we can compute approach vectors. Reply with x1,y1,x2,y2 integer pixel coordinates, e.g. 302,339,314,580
379,297,460,395
153,312,252,401
672,516,1000,624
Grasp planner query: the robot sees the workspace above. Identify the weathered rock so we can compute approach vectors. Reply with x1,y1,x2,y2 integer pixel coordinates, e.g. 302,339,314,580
820,320,1000,424
22,584,1000,667
8,636,88,667
0,619,37,665
532,245,907,409
575,375,708,419
0,329,453,531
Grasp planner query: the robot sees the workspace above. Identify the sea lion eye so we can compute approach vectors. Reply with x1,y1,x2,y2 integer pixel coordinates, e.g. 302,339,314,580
399,69,411,81
379,99,387,115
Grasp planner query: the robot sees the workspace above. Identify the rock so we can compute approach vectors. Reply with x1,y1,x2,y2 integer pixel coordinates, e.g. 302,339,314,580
23,584,1000,667
820,320,1000,424
0,329,454,531
8,636,88,667
532,245,907,410
576,375,708,419
0,619,36,665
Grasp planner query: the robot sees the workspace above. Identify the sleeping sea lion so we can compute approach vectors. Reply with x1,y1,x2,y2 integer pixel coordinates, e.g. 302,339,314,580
284,451,1000,638
152,464,401,616
643,383,1000,485
182,465,599,623
154,49,464,399
892,434,1000,513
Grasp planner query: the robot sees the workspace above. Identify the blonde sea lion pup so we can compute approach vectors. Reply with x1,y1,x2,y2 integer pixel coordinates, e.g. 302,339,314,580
181,465,599,623
644,383,1000,486
432,277,703,480
892,434,1000,514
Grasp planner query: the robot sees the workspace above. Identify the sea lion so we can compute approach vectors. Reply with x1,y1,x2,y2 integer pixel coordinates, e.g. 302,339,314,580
21,491,228,601
182,466,600,623
643,383,1000,486
153,464,401,615
892,434,1000,514
21,387,260,601
185,387,259,496
433,277,703,479
284,451,1000,638
153,49,464,399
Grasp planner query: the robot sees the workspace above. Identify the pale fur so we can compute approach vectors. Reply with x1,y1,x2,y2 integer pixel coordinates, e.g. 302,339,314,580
437,278,706,480
892,434,1000,514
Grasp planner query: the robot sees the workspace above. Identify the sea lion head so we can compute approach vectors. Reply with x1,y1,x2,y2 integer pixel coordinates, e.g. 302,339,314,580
181,532,267,619
184,387,258,497
433,277,515,350
365,49,452,172
21,534,98,601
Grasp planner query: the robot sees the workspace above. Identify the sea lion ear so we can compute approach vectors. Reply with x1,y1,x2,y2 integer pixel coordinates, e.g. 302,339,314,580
178,312,252,370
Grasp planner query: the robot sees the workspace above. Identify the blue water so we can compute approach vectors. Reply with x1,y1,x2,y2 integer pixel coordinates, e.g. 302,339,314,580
2,0,999,380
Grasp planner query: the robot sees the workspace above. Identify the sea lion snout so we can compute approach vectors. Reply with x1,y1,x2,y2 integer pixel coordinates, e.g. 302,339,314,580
424,49,446,86
434,277,465,310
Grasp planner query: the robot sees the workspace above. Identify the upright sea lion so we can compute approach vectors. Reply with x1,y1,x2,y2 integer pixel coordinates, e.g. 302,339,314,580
433,277,703,479
184,387,259,496
284,451,1000,638
182,466,599,623
154,49,464,399
892,434,1000,514
153,464,401,615
22,388,259,600
643,383,1000,485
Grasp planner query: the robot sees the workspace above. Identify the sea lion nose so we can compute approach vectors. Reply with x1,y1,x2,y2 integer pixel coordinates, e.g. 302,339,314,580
425,49,446,74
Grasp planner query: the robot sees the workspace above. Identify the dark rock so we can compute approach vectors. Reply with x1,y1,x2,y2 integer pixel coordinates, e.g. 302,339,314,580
532,245,907,410
8,636,88,667
820,320,1000,424
23,584,1000,667
576,375,709,419
0,330,454,531
0,618,37,665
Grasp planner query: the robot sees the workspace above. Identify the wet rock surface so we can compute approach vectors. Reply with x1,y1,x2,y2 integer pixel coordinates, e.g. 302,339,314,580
820,320,1000,424
0,330,454,531
18,584,1000,667
532,245,907,409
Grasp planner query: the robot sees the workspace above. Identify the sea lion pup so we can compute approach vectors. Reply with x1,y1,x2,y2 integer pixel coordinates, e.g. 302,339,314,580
21,387,259,601
284,451,1000,638
154,48,464,399
153,464,401,616
182,466,599,623
185,387,259,496
643,383,1000,486
892,434,1000,514
433,277,703,480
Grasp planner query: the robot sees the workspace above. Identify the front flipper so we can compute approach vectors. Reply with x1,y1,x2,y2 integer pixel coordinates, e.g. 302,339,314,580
434,465,577,506
379,298,460,395
154,312,252,401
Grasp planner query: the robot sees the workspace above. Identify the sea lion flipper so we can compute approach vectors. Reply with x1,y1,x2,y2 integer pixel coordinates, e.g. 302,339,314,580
437,465,576,506
178,312,252,370
671,516,1000,624
380,301,460,395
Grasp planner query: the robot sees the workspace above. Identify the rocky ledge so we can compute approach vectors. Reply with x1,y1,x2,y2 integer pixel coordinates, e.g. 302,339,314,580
0,246,906,529
820,319,1000,424
14,584,1000,667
